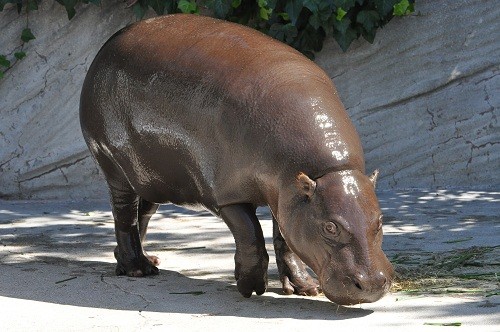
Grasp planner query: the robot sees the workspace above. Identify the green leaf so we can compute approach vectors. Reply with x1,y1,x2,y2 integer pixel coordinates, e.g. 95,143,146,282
333,25,357,51
210,0,231,18
14,51,26,60
269,23,298,44
333,16,351,34
62,0,78,19
0,55,11,67
259,7,272,20
257,0,273,20
303,0,318,13
361,26,376,43
336,7,346,21
284,0,303,25
21,28,36,43
266,0,278,10
393,0,414,16
66,7,76,19
231,0,241,8
294,23,325,55
0,71,4,79
356,10,380,31
277,12,290,21
308,13,320,29
373,0,397,17
178,0,197,13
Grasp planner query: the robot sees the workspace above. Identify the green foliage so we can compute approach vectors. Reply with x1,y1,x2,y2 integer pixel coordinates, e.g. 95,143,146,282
178,0,199,14
0,2,38,78
21,27,35,42
14,51,27,60
393,0,414,16
1,0,414,78
0,55,11,67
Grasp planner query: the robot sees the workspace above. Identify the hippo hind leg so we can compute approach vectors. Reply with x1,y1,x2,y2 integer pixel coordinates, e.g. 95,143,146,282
112,197,161,268
110,189,160,277
220,204,269,297
136,198,161,266
273,217,319,296
94,151,159,277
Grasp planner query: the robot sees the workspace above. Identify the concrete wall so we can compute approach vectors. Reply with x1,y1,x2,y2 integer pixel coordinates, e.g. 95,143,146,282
1,0,498,200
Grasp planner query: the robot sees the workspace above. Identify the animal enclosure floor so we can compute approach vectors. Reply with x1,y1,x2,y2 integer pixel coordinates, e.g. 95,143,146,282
0,190,498,331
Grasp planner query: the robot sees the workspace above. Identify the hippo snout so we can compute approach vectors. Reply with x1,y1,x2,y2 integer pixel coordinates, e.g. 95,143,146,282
346,271,391,302
350,271,390,293
320,266,394,305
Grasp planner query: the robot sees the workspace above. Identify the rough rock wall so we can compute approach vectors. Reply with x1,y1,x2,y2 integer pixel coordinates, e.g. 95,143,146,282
0,1,135,199
315,0,499,189
0,0,498,199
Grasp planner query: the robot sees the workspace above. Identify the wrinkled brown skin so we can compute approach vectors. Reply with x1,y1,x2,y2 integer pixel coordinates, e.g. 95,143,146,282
80,14,394,305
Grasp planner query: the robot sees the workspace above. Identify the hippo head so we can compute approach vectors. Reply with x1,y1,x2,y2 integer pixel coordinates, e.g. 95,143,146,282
277,169,394,305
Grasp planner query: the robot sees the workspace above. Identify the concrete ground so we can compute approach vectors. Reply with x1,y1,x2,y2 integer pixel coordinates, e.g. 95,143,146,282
0,190,498,331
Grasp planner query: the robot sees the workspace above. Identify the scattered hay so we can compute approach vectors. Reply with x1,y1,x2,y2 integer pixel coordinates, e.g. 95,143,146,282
390,246,499,296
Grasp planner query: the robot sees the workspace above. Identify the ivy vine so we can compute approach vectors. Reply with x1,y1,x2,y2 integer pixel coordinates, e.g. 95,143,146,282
0,0,414,77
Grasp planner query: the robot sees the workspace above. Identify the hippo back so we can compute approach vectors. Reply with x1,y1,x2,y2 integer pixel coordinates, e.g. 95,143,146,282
80,14,364,214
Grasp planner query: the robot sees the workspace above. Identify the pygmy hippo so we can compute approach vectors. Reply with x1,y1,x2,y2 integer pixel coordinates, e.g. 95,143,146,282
80,14,394,305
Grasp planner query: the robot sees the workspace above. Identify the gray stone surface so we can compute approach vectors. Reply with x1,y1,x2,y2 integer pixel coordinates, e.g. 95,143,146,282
315,0,500,189
1,0,499,199
0,190,498,330
0,1,134,200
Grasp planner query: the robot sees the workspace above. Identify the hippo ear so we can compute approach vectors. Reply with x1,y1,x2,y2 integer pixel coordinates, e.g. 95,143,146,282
369,169,379,188
296,172,316,198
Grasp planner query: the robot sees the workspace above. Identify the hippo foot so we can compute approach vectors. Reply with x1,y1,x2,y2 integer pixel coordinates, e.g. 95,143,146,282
280,253,319,296
234,253,269,297
235,267,268,298
114,247,159,277
281,274,319,296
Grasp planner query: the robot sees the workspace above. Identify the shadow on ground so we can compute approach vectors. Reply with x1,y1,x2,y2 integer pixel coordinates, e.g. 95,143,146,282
0,190,498,322
0,258,371,320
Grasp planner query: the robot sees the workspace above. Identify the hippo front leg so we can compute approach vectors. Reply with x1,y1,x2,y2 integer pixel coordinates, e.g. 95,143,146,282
220,204,269,297
273,217,319,296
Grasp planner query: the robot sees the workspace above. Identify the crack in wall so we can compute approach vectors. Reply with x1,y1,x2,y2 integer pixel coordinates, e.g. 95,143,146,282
0,150,20,170
59,168,69,183
34,50,48,63
465,140,500,168
474,67,499,86
9,67,51,113
363,64,499,114
18,153,90,183
68,55,90,74
426,107,437,131
480,85,497,120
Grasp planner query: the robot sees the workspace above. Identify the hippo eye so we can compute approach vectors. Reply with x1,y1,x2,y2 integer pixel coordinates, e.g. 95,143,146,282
323,221,340,237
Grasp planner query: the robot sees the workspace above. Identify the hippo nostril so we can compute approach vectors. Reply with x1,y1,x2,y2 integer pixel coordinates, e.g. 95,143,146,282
353,278,363,291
